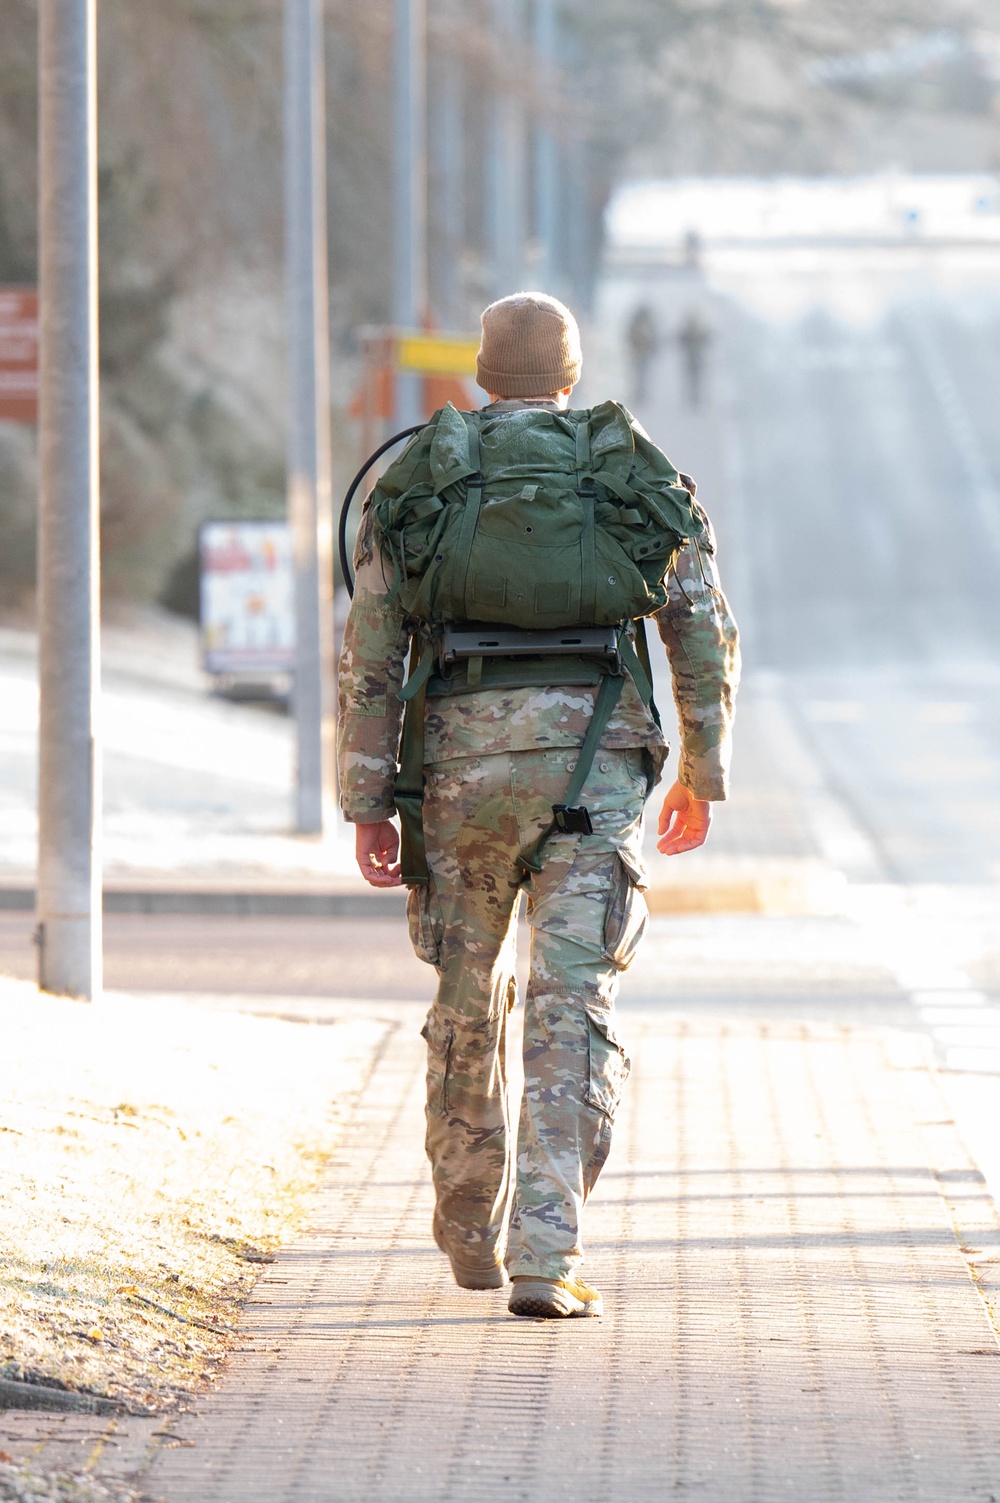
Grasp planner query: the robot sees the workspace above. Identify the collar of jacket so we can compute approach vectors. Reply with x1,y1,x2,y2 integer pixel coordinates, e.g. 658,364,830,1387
483,398,561,412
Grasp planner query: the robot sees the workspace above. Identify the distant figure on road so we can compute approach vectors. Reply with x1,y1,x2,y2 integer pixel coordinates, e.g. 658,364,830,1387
682,227,703,270
338,293,740,1321
678,309,711,409
625,303,658,405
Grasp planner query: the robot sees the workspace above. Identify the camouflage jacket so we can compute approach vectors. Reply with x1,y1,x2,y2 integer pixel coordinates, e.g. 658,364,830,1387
337,418,740,824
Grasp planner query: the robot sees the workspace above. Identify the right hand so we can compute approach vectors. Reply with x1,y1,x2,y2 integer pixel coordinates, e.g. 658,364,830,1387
355,820,402,887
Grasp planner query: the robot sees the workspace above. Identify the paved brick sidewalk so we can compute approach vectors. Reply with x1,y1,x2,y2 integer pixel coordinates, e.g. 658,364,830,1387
10,1003,1000,1502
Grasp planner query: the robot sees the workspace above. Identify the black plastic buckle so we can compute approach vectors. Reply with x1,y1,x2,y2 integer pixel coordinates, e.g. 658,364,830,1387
552,804,594,835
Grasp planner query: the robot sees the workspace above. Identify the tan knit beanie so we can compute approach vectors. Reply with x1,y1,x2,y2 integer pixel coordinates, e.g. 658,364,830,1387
476,292,582,398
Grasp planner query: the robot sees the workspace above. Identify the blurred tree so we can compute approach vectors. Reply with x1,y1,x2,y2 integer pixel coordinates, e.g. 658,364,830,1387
566,0,1000,179
0,0,997,610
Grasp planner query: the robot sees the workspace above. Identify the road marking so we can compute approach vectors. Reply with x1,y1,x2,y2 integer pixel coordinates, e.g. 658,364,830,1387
753,678,887,880
918,702,972,724
804,700,866,722
899,302,1000,567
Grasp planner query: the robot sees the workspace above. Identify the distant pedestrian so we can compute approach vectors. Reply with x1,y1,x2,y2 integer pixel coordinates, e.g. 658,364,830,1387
677,309,711,409
682,228,703,270
625,304,658,405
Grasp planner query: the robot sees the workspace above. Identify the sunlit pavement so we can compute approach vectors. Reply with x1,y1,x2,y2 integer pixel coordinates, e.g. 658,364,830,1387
132,1014,1000,1500
5,922,1000,1499
3,901,1000,1491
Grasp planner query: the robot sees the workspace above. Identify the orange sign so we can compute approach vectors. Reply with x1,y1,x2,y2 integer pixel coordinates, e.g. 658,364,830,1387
0,287,39,424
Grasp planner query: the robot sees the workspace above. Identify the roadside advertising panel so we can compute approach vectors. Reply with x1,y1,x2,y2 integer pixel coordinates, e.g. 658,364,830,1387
199,521,295,676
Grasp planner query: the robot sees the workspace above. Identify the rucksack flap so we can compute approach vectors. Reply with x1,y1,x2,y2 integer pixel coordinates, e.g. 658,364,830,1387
368,407,462,608
370,401,706,631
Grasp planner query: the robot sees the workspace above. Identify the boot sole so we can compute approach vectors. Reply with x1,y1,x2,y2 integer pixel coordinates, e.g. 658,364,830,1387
508,1281,603,1318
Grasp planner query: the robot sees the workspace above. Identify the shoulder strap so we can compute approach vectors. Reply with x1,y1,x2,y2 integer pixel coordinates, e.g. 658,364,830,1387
575,415,599,626
452,413,484,621
514,669,624,882
428,402,478,493
395,640,432,886
618,618,660,726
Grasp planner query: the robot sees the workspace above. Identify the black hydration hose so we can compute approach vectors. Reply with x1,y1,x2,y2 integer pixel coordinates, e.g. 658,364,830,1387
338,424,425,597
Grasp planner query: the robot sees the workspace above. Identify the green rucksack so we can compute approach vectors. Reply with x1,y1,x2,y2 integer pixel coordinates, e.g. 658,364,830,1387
364,400,705,886
370,399,702,633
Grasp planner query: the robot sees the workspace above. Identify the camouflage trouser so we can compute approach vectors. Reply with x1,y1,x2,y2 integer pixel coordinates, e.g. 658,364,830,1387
408,746,651,1282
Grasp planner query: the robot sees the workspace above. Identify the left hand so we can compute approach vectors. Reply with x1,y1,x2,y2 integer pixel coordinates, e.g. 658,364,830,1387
656,780,712,856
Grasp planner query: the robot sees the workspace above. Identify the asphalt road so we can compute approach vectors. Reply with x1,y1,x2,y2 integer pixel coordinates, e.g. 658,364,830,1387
0,911,434,1000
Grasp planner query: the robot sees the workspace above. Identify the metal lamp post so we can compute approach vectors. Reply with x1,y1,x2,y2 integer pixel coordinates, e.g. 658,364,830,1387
488,0,526,298
393,0,428,429
533,0,560,296
36,0,102,999
284,0,335,835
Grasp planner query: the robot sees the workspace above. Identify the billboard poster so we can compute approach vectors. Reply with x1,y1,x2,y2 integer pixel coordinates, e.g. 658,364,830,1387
199,521,295,676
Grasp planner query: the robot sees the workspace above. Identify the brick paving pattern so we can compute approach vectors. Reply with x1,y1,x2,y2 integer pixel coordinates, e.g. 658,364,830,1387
109,1011,1000,1502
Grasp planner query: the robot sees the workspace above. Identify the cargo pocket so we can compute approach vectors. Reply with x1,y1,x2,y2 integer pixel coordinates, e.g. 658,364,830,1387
602,847,649,971
406,882,444,968
584,1008,630,1121
420,1010,455,1117
624,746,666,798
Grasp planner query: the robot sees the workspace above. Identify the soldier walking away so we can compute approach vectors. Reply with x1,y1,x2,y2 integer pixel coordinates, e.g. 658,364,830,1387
677,308,711,409
337,293,740,1319
625,303,658,406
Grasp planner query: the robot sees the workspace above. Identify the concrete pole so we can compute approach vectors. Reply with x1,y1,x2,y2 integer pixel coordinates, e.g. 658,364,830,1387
533,0,560,296
284,0,334,834
488,0,526,298
561,27,591,315
393,0,427,428
432,0,463,330
36,0,101,1000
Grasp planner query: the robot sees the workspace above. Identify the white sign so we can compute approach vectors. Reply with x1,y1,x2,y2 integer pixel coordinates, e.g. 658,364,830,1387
200,521,295,675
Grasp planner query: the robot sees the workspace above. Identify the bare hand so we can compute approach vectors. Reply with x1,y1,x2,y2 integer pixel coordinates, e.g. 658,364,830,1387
657,780,712,856
355,820,403,887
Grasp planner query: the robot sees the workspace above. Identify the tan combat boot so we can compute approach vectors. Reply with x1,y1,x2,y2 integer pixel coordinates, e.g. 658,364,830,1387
433,1210,508,1291
508,1276,603,1318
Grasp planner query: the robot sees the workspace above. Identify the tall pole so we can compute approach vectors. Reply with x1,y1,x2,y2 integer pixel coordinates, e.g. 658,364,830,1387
488,0,526,298
37,0,101,1000
533,0,559,296
393,0,427,428
432,0,463,330
562,26,591,315
284,0,334,835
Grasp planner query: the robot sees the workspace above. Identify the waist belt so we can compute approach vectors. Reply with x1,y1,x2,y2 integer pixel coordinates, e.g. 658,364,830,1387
442,623,622,667
394,619,659,887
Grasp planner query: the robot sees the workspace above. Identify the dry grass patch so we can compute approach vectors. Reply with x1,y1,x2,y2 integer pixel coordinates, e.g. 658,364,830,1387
0,979,386,1413
0,1456,141,1502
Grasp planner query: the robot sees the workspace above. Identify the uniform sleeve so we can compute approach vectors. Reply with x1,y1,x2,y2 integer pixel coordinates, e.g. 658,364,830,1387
653,530,741,801
336,505,411,823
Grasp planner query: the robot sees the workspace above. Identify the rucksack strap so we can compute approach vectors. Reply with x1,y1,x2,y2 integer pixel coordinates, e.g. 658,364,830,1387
575,417,599,625
395,641,432,886
618,618,661,727
514,668,625,883
633,615,662,729
453,415,484,620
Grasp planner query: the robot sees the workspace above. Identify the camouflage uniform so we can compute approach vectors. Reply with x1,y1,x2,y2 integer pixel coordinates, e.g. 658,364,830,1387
337,399,740,1282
